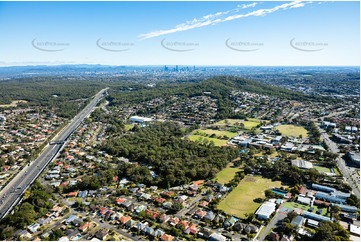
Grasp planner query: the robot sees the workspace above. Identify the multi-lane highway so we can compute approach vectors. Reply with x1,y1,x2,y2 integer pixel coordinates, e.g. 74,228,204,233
0,88,108,220
319,129,360,198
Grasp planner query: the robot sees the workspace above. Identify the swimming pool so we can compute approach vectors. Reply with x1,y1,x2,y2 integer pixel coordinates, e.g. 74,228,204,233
272,189,287,196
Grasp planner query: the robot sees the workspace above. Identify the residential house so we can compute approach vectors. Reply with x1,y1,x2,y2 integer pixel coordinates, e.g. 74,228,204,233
125,219,136,229
224,216,238,228
198,227,213,239
27,223,40,233
186,206,199,216
291,216,305,228
159,214,170,223
184,224,198,235
199,201,209,207
115,197,126,205
209,233,226,241
204,211,216,221
65,215,78,225
143,226,154,235
194,209,207,219
233,221,247,232
244,224,259,234
169,217,180,226
214,214,226,224
79,222,93,233
160,233,174,241
95,229,108,240
153,229,165,238
268,231,280,241
119,216,132,225
178,220,189,230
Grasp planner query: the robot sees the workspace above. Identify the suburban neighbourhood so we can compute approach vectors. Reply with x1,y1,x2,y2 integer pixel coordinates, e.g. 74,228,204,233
0,76,359,241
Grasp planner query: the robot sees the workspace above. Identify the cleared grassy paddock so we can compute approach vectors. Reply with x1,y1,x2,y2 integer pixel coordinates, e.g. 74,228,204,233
124,124,134,131
214,118,261,130
196,129,238,138
217,176,282,218
0,100,28,107
276,124,308,138
313,165,332,173
214,163,240,184
187,135,227,146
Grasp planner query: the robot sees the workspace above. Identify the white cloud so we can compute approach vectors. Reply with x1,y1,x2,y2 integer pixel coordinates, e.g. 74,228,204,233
290,3,305,8
237,2,258,9
139,1,309,40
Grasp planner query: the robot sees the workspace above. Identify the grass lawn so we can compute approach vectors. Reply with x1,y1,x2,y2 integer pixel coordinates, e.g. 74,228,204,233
196,129,238,139
214,118,261,130
215,163,240,184
217,176,282,218
124,124,134,131
214,119,243,126
334,167,341,176
282,202,329,216
187,135,227,146
313,165,332,174
243,118,261,129
276,124,308,138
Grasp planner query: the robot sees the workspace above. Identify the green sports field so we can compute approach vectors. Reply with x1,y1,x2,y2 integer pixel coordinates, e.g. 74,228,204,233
215,163,240,184
196,129,238,138
217,176,281,218
276,124,308,138
187,135,227,146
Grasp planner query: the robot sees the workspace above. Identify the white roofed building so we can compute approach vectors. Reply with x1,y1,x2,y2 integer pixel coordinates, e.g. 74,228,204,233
255,201,276,220
129,116,153,123
292,160,313,169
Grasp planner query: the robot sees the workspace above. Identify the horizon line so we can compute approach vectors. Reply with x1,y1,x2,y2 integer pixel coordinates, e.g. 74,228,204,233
0,64,359,68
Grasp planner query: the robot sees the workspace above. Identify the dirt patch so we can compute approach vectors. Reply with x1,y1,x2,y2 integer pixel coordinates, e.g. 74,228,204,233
0,100,28,108
244,176,256,182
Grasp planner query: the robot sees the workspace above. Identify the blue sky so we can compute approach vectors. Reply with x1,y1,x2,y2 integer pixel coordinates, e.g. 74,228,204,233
0,1,359,66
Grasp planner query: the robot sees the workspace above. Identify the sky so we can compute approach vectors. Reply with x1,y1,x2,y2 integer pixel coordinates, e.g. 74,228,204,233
0,1,359,66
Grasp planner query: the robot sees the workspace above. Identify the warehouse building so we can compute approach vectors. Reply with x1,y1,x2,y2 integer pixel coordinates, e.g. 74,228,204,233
333,204,358,213
292,160,313,169
314,192,346,204
311,184,336,193
255,201,276,220
129,116,153,123
302,211,331,222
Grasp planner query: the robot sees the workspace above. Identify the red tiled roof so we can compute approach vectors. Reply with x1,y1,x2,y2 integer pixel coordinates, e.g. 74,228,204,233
79,222,92,232
161,233,174,241
179,220,189,229
155,197,166,203
169,217,180,225
67,191,77,197
115,198,126,204
119,216,131,224
189,224,198,234
193,180,204,186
